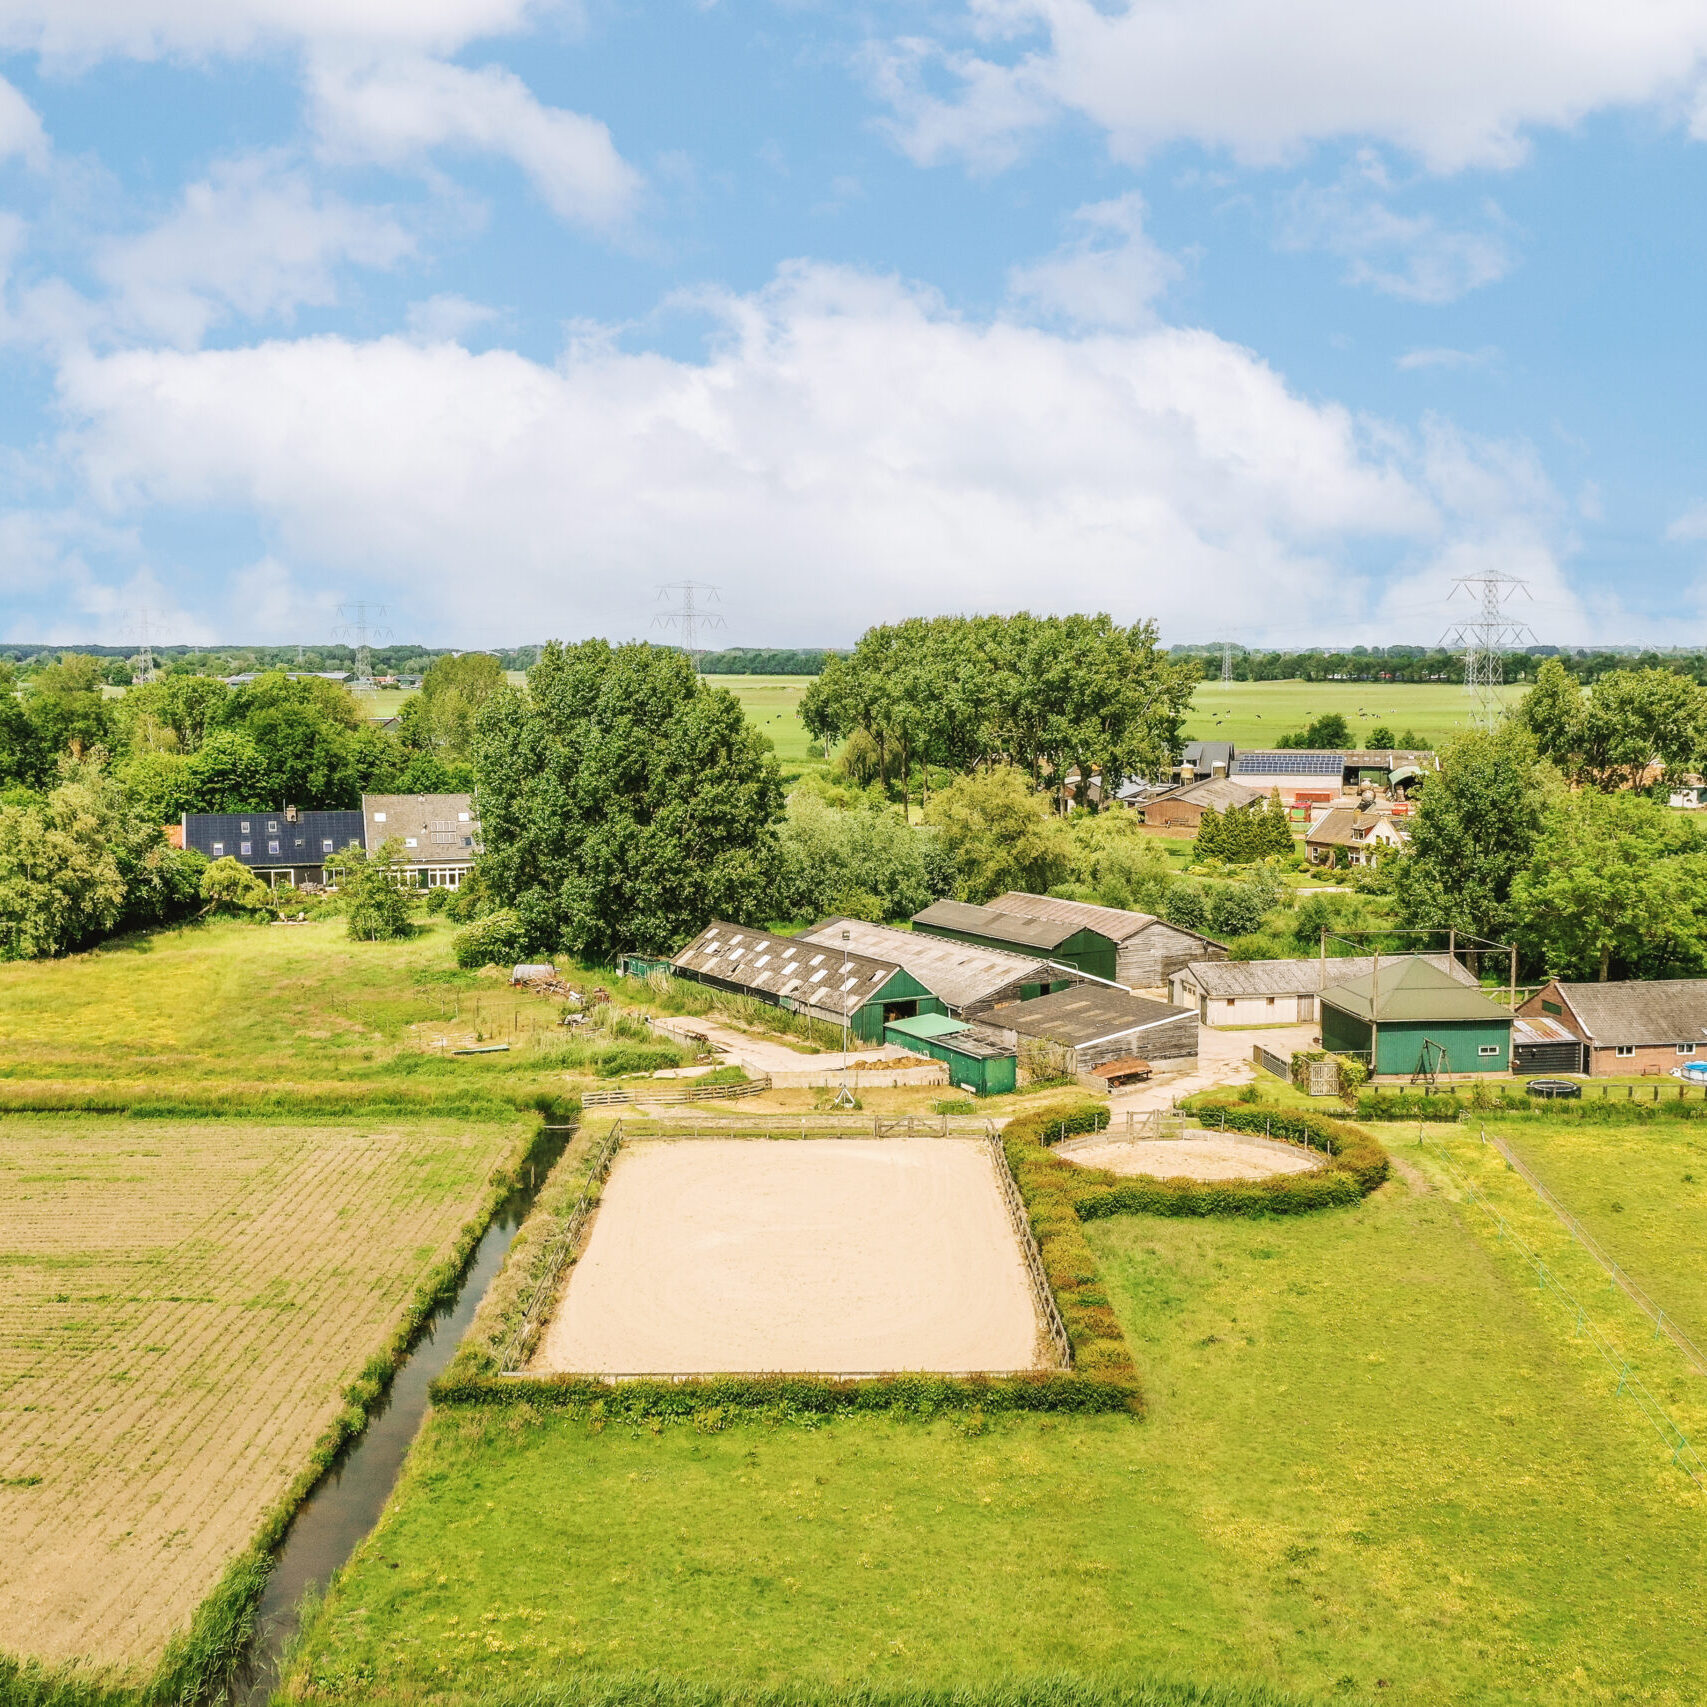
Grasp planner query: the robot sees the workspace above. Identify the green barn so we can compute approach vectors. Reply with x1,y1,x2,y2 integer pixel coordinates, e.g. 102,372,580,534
1319,958,1512,1077
883,1013,1017,1097
911,899,1119,982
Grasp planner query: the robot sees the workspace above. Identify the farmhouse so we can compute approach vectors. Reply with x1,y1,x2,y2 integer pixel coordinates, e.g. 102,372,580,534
670,922,940,1043
881,1013,1017,1097
1141,776,1267,829
971,985,1199,1079
1303,806,1410,867
985,892,1227,990
1171,952,1478,1027
361,793,480,888
1320,958,1513,1078
797,918,1081,1016
181,807,364,887
911,899,1121,981
1517,979,1707,1076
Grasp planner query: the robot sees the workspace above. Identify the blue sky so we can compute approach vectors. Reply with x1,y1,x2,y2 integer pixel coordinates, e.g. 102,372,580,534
3,1,1707,651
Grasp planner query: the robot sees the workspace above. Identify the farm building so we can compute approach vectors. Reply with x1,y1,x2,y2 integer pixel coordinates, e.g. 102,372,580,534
1303,806,1410,867
1230,749,1437,809
1320,958,1513,1078
797,918,1082,1015
911,899,1121,982
882,1013,1017,1097
972,985,1199,1080
1142,776,1267,829
181,807,365,887
986,892,1226,990
362,792,480,887
1517,980,1707,1076
1173,740,1236,782
1170,952,1478,1027
1511,1015,1587,1075
670,922,941,1043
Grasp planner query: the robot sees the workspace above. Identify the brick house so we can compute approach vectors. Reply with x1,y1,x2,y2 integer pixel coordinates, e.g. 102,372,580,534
1517,979,1707,1076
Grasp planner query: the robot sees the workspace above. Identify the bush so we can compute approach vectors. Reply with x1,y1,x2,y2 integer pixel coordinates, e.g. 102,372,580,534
1206,881,1269,938
1162,879,1207,930
200,854,271,916
452,907,532,969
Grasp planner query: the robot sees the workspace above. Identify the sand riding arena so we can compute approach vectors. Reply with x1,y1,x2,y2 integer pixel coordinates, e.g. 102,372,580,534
530,1135,1050,1377
1057,1128,1326,1182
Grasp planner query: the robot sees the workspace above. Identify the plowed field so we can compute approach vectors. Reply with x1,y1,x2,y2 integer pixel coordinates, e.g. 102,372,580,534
0,1117,521,1675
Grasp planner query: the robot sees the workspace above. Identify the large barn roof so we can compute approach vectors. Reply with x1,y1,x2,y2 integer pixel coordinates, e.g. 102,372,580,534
1320,958,1510,1024
991,986,1194,1047
1547,980,1707,1046
671,922,903,1019
799,918,1062,1011
913,899,1084,951
1180,953,1476,1000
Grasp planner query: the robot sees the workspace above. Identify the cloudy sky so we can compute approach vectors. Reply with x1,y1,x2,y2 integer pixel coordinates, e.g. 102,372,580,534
4,2,1707,649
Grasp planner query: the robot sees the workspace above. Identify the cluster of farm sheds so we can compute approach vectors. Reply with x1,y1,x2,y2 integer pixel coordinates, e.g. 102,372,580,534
623,893,1707,1094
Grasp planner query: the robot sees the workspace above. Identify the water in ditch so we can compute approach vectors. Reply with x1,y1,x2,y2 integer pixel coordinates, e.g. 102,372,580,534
231,1131,568,1704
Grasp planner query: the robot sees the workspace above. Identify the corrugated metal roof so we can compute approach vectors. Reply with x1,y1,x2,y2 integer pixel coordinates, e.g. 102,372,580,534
992,986,1195,1047
885,1012,968,1040
1232,750,1345,776
1321,958,1512,1024
1513,1015,1577,1046
799,918,1060,1011
1545,980,1707,1046
1181,953,1477,999
1148,777,1267,811
913,899,1082,950
1341,749,1437,768
671,921,903,1019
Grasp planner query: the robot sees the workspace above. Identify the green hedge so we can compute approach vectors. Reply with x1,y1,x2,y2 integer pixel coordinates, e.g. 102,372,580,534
0,1087,578,1122
1358,1087,1707,1124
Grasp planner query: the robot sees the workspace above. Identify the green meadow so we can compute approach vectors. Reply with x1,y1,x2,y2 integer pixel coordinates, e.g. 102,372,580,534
285,1150,1707,1707
1180,681,1523,749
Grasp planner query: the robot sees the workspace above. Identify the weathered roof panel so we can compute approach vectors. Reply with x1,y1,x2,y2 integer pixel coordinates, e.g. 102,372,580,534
799,918,1063,1011
1549,980,1707,1046
671,922,903,1019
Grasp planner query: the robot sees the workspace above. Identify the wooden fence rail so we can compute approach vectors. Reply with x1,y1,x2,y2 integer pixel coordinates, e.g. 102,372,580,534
984,1130,1073,1370
581,1075,773,1108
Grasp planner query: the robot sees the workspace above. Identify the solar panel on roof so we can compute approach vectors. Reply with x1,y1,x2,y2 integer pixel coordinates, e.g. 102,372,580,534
1233,751,1343,776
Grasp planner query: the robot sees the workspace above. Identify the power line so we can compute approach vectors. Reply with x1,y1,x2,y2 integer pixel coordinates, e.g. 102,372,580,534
333,602,394,687
652,581,726,659
123,609,165,682
1442,573,1537,728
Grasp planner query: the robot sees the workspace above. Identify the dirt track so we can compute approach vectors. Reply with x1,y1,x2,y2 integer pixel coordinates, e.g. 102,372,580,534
531,1138,1042,1375
1064,1135,1322,1181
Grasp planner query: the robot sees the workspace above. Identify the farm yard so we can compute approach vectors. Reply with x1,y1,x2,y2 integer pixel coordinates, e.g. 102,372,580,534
0,1114,531,1673
285,1112,1707,1707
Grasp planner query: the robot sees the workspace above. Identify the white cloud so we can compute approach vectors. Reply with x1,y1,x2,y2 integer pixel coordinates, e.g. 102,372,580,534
880,0,1707,174
0,0,550,61
43,261,1589,645
1007,192,1178,329
1281,173,1511,303
405,292,500,343
1397,346,1501,372
307,55,640,229
0,73,46,166
97,153,413,346
1667,502,1707,542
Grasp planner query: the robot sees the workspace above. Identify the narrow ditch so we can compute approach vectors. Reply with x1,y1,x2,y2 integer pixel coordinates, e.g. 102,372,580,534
231,1124,570,1704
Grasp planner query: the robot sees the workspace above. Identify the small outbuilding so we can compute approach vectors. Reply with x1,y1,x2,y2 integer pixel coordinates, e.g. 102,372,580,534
1171,952,1478,1027
1319,958,1512,1078
882,1013,1017,1097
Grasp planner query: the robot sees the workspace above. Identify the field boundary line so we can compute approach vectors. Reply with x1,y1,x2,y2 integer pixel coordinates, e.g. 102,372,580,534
497,1121,625,1371
1481,1124,1707,1380
1422,1132,1705,1490
985,1126,1073,1370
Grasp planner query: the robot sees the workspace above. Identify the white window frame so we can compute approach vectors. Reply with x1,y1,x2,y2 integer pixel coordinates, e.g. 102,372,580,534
211,841,224,856
1679,1043,1697,1056
240,841,252,856
1616,1045,1635,1058
1478,1045,1500,1057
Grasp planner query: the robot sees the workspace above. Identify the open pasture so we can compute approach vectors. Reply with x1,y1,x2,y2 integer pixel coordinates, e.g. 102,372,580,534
531,1137,1042,1376
712,674,825,770
1183,680,1522,748
290,1144,1707,1705
0,1115,525,1673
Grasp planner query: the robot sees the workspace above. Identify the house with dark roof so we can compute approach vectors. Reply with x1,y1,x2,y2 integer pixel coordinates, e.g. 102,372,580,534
798,917,1081,1014
1517,979,1707,1077
1142,775,1268,830
1171,953,1477,1027
1320,958,1512,1077
181,808,364,887
971,985,1199,1078
983,892,1226,990
911,899,1121,982
670,921,941,1043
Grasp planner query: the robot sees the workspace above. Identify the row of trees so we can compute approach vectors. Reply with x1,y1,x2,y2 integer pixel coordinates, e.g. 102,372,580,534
1183,646,1707,686
800,613,1198,812
1193,797,1294,864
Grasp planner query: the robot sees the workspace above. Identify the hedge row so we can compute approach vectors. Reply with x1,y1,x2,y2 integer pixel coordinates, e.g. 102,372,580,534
0,1087,579,1122
1358,1088,1707,1124
431,1370,1139,1416
998,1101,1141,1399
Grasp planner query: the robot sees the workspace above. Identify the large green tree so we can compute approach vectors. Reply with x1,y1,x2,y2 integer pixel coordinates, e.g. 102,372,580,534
1511,792,1707,980
474,641,784,958
774,789,950,923
1394,727,1552,941
920,765,1069,902
399,652,506,766
1516,657,1707,791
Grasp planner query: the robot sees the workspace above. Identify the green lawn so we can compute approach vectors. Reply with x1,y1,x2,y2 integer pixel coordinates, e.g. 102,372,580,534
1184,681,1522,750
285,1154,1707,1707
707,674,826,772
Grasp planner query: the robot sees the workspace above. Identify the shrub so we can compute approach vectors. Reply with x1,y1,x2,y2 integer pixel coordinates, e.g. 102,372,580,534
199,855,271,916
452,907,531,969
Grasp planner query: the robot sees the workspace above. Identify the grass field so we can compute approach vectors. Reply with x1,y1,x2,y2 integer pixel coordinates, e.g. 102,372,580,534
0,1114,529,1673
1183,681,1523,749
286,1147,1707,1706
